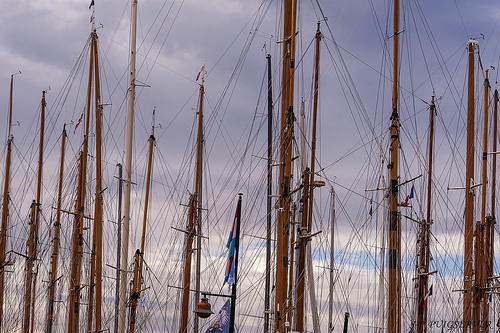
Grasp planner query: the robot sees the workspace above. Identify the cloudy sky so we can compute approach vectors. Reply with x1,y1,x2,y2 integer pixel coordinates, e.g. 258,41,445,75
0,0,500,332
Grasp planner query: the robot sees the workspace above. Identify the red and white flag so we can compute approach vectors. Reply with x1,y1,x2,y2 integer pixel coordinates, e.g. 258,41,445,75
196,62,206,81
74,110,84,134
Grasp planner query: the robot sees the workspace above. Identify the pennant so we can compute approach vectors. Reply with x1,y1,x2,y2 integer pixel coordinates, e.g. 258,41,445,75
196,62,206,81
369,198,373,216
89,14,94,23
89,0,94,9
224,205,238,287
423,284,433,308
262,42,266,52
205,300,230,333
404,186,414,207
487,293,492,304
74,110,84,134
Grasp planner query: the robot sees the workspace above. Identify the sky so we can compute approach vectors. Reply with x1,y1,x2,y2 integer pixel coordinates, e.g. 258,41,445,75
1,0,500,332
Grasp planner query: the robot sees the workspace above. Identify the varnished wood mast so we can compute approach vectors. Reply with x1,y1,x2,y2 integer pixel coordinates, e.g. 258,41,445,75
276,0,296,330
129,111,155,333
23,90,45,333
180,82,204,333
463,39,476,333
0,71,18,332
87,27,104,333
67,31,95,333
416,95,435,333
388,0,401,332
296,21,321,333
45,126,66,333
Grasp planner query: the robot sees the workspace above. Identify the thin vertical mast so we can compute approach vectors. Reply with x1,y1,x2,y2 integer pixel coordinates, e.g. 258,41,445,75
485,86,499,331
463,39,476,333
180,82,204,333
478,70,490,333
68,31,94,333
23,90,46,333
46,126,66,333
264,53,273,333
276,0,296,329
306,23,321,333
329,189,335,333
94,29,104,332
118,0,138,331
388,0,401,332
129,111,155,333
378,156,386,333
296,22,321,333
194,87,204,333
416,95,435,333
87,28,103,333
114,163,123,333
0,71,19,331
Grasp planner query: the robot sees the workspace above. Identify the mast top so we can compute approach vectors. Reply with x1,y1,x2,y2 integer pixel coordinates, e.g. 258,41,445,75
467,38,479,49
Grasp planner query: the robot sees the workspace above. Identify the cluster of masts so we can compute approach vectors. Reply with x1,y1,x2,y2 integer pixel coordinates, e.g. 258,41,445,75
2,0,500,332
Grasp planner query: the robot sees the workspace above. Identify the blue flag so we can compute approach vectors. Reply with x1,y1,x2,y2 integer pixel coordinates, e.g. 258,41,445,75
205,300,230,333
404,186,414,207
89,0,94,9
224,205,238,286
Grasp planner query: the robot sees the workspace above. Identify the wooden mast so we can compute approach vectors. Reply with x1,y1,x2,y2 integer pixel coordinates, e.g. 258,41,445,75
129,111,155,333
463,39,476,333
264,52,273,333
46,126,67,333
180,81,204,333
476,70,490,333
0,71,19,331
296,22,321,333
23,90,46,333
388,0,401,331
484,85,499,331
306,22,321,333
416,95,435,333
87,28,103,333
118,0,138,330
68,31,94,333
276,0,296,330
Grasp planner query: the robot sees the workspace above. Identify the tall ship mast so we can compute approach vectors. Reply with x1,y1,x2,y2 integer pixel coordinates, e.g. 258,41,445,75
0,71,19,332
23,90,45,333
180,78,204,333
276,0,297,330
118,0,138,331
463,38,477,333
388,0,401,332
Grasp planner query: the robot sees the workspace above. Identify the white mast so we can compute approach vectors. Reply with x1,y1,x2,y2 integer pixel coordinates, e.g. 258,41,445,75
118,0,138,332
378,156,386,333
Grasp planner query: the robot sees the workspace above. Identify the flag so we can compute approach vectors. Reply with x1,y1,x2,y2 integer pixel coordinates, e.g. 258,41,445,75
224,205,238,287
89,0,94,9
487,293,492,304
423,284,433,307
262,42,266,51
74,110,84,134
404,185,414,207
205,300,230,333
89,14,94,23
196,62,206,81
369,198,373,216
